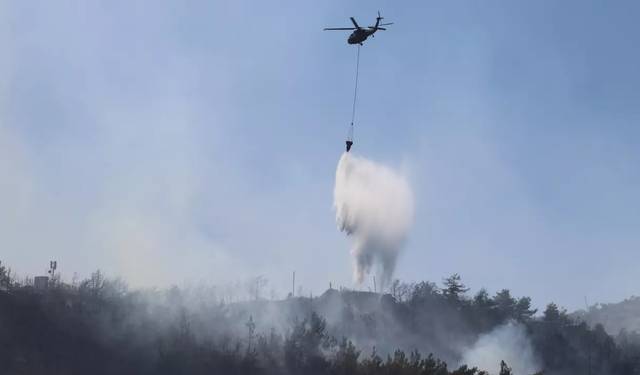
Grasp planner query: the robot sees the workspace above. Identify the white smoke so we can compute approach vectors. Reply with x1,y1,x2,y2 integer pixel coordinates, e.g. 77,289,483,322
332,151,414,292
458,321,542,375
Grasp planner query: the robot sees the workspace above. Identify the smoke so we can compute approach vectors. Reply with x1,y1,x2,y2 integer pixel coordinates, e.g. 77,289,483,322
333,151,414,292
458,321,542,375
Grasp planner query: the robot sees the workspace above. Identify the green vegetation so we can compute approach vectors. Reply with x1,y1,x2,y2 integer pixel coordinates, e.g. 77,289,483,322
1,264,639,375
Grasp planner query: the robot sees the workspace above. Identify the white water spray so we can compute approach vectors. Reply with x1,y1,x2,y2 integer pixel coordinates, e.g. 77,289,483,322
333,152,414,292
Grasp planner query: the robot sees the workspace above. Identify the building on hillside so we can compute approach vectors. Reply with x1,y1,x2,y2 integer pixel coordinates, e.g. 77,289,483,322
34,276,49,292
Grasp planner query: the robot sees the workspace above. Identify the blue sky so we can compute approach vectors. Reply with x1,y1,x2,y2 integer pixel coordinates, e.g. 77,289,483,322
2,1,639,312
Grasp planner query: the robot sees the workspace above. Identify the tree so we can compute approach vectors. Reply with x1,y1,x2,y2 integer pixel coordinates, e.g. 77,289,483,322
493,289,517,321
411,280,440,303
389,279,402,301
543,302,569,325
244,316,259,372
472,288,499,330
499,360,513,375
80,269,106,299
71,272,79,288
442,273,470,302
333,337,361,374
358,347,384,374
515,296,538,322
0,263,7,291
246,275,269,301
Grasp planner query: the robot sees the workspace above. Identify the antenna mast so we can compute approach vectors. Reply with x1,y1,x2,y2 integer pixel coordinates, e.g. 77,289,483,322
48,261,57,279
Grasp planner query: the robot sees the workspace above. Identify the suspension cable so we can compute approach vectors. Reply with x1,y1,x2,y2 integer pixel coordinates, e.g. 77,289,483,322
347,44,360,142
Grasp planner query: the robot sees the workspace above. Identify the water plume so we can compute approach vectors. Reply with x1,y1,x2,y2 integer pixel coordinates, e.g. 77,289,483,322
333,151,414,292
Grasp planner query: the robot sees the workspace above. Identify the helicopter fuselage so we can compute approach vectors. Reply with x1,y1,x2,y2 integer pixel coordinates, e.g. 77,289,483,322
348,29,375,44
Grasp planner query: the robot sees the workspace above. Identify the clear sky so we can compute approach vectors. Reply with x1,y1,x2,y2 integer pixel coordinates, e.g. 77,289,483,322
2,1,639,312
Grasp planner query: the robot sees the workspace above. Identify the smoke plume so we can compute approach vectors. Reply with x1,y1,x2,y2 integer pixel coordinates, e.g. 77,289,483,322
458,321,542,375
333,151,414,291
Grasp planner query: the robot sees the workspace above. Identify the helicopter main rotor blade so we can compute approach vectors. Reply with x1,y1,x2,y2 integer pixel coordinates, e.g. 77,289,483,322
350,17,361,29
379,23,393,26
324,27,356,31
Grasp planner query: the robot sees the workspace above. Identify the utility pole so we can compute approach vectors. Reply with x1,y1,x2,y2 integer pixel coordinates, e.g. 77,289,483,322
254,277,259,300
373,276,377,293
584,296,592,375
292,271,295,298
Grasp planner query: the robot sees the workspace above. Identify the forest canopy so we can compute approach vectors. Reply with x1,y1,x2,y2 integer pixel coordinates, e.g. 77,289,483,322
1,263,639,375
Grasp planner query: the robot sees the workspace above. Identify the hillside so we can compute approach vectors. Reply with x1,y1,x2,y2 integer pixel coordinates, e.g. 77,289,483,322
571,296,640,335
2,265,640,374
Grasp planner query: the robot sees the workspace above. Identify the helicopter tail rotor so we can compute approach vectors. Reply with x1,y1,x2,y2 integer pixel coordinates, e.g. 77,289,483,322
369,11,393,30
370,11,393,29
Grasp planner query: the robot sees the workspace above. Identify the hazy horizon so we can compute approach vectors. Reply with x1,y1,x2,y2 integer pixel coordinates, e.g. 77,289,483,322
2,1,639,314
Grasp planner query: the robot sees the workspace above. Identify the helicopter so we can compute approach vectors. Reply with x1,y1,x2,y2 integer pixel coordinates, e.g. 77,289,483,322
324,11,393,46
